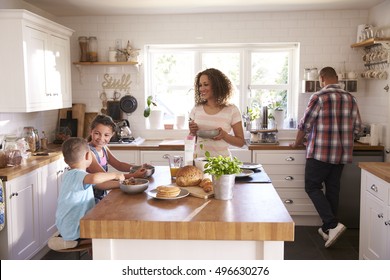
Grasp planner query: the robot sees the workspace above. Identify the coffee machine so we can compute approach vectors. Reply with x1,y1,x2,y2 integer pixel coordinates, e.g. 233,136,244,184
110,119,134,143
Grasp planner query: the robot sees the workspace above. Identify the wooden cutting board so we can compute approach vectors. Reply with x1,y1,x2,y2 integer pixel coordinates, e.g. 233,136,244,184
84,112,98,138
180,186,214,199
59,103,86,137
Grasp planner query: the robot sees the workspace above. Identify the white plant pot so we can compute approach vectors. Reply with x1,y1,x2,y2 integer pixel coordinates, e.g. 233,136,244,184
274,110,284,129
148,110,163,129
212,174,236,200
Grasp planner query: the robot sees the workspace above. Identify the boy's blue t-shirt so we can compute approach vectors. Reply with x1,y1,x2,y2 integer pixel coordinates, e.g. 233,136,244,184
56,169,95,241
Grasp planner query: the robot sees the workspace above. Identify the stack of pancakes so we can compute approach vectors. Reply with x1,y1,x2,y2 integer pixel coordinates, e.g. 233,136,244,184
156,186,181,198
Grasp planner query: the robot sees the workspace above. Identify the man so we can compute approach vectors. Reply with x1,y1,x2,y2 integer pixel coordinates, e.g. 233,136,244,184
290,66,362,248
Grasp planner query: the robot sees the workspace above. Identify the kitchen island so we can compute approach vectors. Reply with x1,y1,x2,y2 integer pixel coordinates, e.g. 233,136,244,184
80,166,294,260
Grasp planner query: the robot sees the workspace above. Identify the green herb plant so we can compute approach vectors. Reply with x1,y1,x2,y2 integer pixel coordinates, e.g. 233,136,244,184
203,154,242,179
143,95,158,118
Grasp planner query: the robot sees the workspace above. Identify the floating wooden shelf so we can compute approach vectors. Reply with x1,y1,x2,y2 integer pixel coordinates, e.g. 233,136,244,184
351,38,390,49
73,61,138,65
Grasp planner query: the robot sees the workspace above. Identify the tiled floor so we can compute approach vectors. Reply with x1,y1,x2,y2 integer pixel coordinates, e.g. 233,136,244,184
284,226,359,260
41,226,359,260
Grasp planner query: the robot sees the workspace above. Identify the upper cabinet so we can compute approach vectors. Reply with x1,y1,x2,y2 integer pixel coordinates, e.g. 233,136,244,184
0,10,74,112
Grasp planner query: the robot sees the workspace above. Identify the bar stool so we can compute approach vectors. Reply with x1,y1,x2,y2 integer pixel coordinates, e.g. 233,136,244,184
48,232,92,260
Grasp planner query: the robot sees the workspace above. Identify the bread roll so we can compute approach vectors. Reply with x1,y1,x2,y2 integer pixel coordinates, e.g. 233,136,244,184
199,178,213,193
175,165,203,187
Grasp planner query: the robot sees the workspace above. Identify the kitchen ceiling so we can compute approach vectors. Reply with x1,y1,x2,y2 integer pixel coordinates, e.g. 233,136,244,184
24,0,386,16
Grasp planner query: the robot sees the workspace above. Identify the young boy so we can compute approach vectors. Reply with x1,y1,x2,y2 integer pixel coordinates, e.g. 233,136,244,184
49,137,125,250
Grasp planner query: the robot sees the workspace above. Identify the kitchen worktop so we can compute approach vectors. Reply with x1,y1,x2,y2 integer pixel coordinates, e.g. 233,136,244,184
80,166,294,260
0,145,63,181
0,140,383,181
359,162,390,183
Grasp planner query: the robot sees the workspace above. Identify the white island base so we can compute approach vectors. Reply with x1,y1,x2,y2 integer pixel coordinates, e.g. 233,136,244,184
92,239,284,260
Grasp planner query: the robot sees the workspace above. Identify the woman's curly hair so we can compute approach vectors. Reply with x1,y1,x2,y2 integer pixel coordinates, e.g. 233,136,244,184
194,68,233,106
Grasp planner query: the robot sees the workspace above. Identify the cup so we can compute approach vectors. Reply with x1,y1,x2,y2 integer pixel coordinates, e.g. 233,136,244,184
170,155,183,179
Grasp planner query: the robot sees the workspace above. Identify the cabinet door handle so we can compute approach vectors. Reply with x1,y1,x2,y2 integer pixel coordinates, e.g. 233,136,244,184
378,213,384,218
285,176,294,181
285,156,295,161
370,184,378,192
284,199,293,204
57,170,64,175
10,192,18,198
385,221,390,226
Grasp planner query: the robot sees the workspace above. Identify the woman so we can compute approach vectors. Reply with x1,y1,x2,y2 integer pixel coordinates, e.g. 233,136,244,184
87,114,146,201
189,68,245,157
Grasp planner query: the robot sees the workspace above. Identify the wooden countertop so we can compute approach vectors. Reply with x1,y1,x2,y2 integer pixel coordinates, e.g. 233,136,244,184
0,144,63,181
80,166,294,241
359,162,390,183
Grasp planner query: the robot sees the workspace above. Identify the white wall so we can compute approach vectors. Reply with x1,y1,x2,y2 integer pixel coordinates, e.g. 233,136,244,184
58,9,370,140
1,2,389,144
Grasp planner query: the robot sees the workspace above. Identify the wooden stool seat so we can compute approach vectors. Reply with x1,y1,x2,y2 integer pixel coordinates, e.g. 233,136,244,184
55,242,92,253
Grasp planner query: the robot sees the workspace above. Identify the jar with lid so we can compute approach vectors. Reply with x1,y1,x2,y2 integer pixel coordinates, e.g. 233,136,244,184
303,68,310,80
23,127,36,152
308,68,318,80
78,36,88,62
88,36,98,62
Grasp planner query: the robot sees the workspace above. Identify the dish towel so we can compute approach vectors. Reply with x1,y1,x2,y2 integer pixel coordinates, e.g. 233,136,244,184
0,179,5,231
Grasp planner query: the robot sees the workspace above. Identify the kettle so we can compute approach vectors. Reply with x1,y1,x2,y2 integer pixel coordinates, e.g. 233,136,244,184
116,119,132,141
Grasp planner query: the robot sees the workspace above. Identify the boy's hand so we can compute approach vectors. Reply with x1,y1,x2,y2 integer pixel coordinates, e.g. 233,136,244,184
116,173,125,182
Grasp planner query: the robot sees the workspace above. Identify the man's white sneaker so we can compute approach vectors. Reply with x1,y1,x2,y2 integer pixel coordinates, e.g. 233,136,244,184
318,228,329,241
325,223,346,248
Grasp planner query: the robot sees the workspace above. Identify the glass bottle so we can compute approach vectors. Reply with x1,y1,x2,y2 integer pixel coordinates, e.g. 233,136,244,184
78,36,88,62
23,127,36,152
88,36,98,62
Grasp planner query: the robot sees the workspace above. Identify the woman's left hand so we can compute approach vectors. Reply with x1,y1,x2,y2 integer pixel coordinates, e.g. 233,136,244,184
212,127,225,140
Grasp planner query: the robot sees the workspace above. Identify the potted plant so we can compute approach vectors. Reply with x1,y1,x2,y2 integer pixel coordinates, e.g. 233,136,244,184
203,153,242,200
268,101,284,128
144,96,163,129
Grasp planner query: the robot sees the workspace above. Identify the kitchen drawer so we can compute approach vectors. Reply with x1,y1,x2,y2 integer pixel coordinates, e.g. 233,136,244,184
269,174,305,188
253,151,306,165
261,164,305,175
276,188,317,214
365,172,388,202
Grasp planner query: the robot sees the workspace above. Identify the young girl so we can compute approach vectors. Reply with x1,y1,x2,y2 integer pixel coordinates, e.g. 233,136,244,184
87,114,146,201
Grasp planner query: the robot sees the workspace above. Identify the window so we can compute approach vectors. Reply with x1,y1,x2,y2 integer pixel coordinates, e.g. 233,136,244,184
146,43,299,128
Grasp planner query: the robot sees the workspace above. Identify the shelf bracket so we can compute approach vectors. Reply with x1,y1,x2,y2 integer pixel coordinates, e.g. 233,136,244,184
74,64,85,84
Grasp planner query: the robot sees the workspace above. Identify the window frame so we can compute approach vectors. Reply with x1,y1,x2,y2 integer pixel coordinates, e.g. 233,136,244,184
145,43,299,128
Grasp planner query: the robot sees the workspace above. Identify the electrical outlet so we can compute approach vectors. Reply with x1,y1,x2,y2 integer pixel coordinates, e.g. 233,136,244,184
115,39,122,50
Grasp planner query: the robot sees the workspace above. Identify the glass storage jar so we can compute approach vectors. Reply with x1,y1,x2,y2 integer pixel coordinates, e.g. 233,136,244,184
23,127,36,152
88,36,98,62
78,36,88,62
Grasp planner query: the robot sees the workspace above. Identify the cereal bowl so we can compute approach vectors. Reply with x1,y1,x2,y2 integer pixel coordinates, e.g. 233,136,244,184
129,164,155,178
196,129,219,139
120,178,149,194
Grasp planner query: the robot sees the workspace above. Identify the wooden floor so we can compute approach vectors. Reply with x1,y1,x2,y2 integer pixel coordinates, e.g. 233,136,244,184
41,226,359,260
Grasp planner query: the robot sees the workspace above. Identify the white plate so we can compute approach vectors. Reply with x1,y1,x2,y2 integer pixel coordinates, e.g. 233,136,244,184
236,169,254,178
239,162,262,170
147,188,190,200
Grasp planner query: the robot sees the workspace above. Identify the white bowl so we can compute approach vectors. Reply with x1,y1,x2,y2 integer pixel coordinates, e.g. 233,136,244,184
196,129,219,138
120,178,149,194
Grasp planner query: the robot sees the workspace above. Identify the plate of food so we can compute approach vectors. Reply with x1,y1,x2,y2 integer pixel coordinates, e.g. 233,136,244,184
236,169,254,177
147,186,190,200
239,162,262,170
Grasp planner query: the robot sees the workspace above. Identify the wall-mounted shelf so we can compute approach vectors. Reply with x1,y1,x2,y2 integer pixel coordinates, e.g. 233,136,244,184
73,61,138,66
73,61,140,83
351,38,390,49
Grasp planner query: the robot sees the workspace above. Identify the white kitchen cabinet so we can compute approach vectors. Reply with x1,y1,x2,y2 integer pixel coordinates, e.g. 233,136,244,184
253,150,321,225
107,150,140,172
0,157,67,260
359,169,390,260
140,151,184,166
0,170,40,260
0,9,73,112
39,158,67,244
